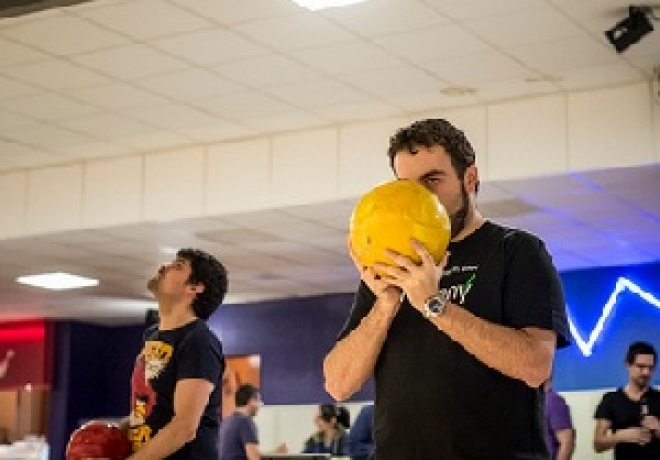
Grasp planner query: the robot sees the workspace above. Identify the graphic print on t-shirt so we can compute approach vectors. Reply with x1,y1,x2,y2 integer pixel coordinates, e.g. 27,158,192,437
129,340,173,452
441,264,477,305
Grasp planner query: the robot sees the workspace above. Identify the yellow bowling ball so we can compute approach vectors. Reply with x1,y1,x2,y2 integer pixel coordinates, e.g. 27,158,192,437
349,179,451,271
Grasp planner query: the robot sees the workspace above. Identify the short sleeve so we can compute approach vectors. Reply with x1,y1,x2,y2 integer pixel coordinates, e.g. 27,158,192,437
594,392,616,421
337,281,376,341
239,417,259,444
177,327,223,385
503,231,570,348
547,393,573,431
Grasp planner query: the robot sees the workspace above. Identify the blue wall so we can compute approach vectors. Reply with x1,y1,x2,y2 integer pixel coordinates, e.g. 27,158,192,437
554,262,660,391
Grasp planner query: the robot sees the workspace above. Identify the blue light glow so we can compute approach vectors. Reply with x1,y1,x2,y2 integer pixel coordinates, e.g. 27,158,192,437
567,277,660,357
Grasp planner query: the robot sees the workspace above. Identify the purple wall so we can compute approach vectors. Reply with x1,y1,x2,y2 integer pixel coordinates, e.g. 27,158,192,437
208,292,374,405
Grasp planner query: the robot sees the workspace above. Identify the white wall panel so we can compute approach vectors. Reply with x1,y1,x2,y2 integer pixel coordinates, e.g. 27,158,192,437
0,171,27,239
568,83,654,170
144,146,205,221
487,94,567,180
26,164,82,234
338,118,403,196
206,139,272,214
82,155,143,227
271,129,338,206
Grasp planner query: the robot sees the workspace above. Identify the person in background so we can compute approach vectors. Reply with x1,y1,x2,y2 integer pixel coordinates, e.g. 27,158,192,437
544,380,575,460
302,404,350,456
348,404,375,460
218,383,287,460
593,341,660,460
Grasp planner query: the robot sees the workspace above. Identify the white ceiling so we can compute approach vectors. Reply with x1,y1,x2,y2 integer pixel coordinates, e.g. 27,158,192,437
0,0,659,324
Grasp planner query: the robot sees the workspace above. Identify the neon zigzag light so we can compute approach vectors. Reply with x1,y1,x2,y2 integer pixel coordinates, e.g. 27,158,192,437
568,277,660,357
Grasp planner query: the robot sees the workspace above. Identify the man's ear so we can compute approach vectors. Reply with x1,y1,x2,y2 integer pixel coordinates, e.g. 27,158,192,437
187,283,205,294
465,165,479,193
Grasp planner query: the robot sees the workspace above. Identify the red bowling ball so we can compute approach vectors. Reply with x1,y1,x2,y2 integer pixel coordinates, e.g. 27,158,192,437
66,420,132,460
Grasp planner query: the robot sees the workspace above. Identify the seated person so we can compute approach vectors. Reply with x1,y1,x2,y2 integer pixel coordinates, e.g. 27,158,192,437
302,404,350,456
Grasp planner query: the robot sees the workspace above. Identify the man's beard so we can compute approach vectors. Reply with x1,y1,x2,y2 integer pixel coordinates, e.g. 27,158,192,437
449,182,470,239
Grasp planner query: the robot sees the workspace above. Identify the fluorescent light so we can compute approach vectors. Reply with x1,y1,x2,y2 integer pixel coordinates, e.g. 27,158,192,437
291,0,366,11
17,272,99,290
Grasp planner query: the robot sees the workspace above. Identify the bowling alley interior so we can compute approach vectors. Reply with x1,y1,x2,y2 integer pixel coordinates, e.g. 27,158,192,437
0,0,660,459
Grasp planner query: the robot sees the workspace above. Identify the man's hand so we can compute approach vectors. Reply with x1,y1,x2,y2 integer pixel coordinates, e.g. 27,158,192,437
616,427,652,445
348,238,402,315
374,239,447,311
642,415,660,435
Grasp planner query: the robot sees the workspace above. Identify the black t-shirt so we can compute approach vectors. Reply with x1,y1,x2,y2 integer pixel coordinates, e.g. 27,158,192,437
594,388,660,460
338,221,570,460
129,319,225,459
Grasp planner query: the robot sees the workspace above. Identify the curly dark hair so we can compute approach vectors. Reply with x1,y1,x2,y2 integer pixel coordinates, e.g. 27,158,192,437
177,248,228,320
387,118,478,191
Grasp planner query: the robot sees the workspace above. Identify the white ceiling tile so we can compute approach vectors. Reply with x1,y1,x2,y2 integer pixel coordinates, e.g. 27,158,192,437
77,0,212,40
57,141,133,159
0,37,48,66
507,36,618,74
0,149,73,169
72,44,187,81
3,123,96,151
3,59,111,90
242,110,328,134
2,93,98,120
152,29,269,66
136,68,244,101
339,66,443,97
0,110,33,129
1,12,128,55
213,54,321,88
238,13,357,51
55,114,159,141
265,79,368,108
128,104,252,142
423,52,532,85
291,41,405,75
311,99,402,122
0,74,41,101
381,89,479,112
555,63,645,91
67,83,170,109
171,0,299,25
475,79,559,102
423,0,547,20
374,25,490,63
321,0,449,37
197,91,294,119
464,5,585,47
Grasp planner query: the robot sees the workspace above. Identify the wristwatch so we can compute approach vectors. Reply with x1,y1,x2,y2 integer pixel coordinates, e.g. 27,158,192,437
423,292,450,319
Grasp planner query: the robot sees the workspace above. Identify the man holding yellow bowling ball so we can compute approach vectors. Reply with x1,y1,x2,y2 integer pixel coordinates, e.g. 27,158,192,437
324,119,570,460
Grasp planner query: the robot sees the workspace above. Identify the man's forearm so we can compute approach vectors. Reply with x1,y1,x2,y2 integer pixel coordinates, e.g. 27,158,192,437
593,433,618,452
324,301,396,400
432,303,554,387
129,418,196,460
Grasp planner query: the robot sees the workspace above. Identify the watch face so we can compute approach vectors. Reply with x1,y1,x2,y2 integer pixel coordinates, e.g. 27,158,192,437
429,298,443,313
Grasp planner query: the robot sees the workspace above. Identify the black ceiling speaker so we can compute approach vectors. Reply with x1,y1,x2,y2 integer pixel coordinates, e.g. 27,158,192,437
604,6,655,53
0,0,94,18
